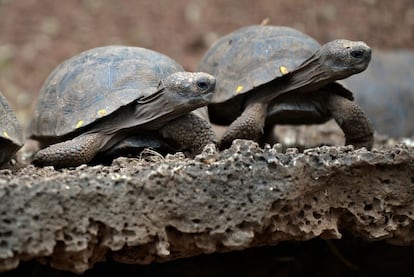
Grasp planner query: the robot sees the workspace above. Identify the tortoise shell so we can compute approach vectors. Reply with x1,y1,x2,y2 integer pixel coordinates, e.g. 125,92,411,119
197,25,320,104
0,91,24,165
29,46,185,140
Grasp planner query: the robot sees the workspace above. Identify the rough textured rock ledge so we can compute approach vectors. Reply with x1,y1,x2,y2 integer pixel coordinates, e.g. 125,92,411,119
0,140,413,274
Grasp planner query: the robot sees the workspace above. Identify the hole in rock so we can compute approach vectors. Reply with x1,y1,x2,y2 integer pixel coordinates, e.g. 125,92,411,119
364,204,373,211
312,212,322,219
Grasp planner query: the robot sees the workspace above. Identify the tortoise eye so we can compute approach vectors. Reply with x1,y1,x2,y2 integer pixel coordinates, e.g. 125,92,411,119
350,49,364,59
196,80,210,91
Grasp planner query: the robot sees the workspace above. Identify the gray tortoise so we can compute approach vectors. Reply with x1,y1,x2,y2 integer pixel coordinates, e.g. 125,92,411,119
0,91,24,167
197,25,374,150
28,46,216,168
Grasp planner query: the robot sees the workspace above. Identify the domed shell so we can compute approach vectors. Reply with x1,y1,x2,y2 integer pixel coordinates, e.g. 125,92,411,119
0,91,24,164
29,46,184,139
197,25,320,104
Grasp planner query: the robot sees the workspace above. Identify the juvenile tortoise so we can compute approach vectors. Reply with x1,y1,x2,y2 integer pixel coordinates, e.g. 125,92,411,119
28,46,216,168
0,91,24,167
197,25,374,150
345,50,414,138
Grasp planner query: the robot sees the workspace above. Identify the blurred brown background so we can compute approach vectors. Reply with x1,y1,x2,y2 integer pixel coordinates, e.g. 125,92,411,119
0,0,413,129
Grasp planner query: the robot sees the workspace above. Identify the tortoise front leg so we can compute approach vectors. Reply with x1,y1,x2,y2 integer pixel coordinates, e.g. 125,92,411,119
160,112,217,156
32,133,109,168
218,102,268,150
327,94,374,150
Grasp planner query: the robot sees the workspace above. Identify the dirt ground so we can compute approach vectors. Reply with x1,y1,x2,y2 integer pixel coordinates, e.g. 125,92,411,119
0,0,413,128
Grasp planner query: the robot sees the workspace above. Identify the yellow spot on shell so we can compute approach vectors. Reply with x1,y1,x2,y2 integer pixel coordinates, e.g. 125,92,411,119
236,86,244,93
97,109,107,117
3,131,10,139
279,66,289,75
76,120,84,128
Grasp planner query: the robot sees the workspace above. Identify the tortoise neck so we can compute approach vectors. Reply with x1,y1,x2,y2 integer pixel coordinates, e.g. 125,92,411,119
289,52,333,91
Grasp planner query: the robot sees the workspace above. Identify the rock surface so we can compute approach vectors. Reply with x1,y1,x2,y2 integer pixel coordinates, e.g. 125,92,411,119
0,139,413,274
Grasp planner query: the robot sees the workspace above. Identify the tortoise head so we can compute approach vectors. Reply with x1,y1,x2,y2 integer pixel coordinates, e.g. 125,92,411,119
161,72,216,107
318,39,372,79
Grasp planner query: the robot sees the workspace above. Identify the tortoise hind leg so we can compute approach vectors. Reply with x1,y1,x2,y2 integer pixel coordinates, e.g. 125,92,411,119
160,112,217,157
218,102,268,150
327,94,374,150
32,133,109,168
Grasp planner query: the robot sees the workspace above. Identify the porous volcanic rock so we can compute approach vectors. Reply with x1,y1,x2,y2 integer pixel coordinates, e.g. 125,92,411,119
0,139,413,274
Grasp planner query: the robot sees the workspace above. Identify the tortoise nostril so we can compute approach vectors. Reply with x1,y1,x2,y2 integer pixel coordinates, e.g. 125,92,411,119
351,49,364,59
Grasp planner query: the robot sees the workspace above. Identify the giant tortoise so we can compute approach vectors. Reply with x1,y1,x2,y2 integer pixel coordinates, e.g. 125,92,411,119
197,25,374,150
28,46,216,168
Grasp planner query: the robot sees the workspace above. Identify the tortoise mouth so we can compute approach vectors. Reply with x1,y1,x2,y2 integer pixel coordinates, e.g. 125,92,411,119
202,90,214,102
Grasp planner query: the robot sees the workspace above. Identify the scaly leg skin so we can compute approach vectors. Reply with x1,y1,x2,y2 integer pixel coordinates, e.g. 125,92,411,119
327,94,374,150
32,133,109,168
218,102,268,150
160,112,217,157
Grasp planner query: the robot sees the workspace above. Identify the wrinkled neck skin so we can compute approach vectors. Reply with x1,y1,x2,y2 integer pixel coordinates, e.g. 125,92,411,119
134,88,206,130
93,87,209,136
246,52,332,105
